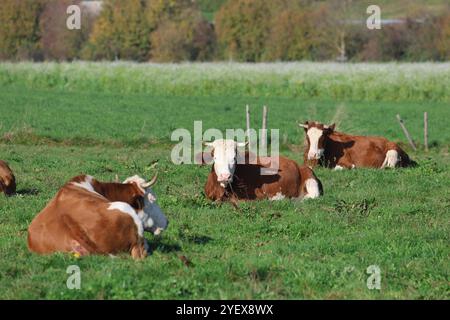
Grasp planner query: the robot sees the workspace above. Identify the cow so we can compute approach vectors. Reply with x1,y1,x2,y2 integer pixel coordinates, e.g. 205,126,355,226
201,139,323,202
299,121,415,169
27,174,168,259
0,160,16,196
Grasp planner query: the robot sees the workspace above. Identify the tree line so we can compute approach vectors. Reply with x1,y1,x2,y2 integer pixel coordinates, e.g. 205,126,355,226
0,0,448,62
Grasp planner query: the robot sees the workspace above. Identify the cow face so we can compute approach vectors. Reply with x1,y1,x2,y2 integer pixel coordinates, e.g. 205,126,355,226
123,175,168,236
300,122,335,160
204,139,247,188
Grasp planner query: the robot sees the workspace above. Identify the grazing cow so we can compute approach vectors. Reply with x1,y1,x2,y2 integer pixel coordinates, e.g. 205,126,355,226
0,160,16,196
27,174,168,259
201,139,323,202
299,121,415,169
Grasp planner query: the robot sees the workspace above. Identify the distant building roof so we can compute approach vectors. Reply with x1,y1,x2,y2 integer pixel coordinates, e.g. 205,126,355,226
81,1,103,15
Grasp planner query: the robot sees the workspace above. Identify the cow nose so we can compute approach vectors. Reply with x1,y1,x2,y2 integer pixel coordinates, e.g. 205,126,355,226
308,152,318,160
218,173,231,182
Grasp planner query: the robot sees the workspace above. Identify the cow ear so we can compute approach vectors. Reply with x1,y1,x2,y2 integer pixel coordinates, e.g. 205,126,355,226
194,152,214,165
298,122,308,129
203,141,214,147
327,123,336,131
236,141,248,148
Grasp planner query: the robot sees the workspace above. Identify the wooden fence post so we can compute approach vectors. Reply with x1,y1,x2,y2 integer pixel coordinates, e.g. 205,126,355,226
246,104,250,142
424,112,428,152
396,114,417,151
261,105,268,149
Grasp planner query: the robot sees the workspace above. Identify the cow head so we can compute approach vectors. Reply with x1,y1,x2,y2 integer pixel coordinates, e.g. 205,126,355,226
123,174,168,236
0,161,16,197
204,139,248,188
299,121,335,160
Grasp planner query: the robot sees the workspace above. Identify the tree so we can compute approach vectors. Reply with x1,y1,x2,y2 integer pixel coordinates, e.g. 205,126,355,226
264,8,317,61
40,0,93,61
84,0,149,61
215,0,284,62
0,0,44,60
150,8,216,62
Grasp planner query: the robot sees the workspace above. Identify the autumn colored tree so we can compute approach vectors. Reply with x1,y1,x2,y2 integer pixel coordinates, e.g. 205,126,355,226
84,0,149,61
264,7,319,61
40,0,94,61
0,0,44,60
215,0,285,61
150,8,216,62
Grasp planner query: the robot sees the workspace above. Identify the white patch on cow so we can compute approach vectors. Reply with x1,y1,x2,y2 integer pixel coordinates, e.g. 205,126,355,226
147,193,156,203
72,175,102,196
334,165,344,170
307,127,325,160
351,164,356,169
304,178,320,199
108,202,144,237
270,192,285,201
381,149,399,168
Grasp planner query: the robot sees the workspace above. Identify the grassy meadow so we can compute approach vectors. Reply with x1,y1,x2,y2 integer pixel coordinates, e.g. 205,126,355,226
0,63,449,299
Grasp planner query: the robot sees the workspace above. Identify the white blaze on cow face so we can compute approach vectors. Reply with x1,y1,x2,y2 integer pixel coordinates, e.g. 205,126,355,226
306,127,325,160
205,139,246,188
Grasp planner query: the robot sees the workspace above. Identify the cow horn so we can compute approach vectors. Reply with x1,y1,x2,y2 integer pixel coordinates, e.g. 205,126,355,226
203,141,214,147
114,174,119,183
141,173,158,188
298,122,308,129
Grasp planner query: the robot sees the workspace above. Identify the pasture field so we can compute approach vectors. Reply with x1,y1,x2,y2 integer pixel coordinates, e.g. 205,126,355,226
0,63,449,299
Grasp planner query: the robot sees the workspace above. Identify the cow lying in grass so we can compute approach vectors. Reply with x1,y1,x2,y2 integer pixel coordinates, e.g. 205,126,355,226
300,121,416,169
201,139,323,202
0,160,16,197
27,174,168,259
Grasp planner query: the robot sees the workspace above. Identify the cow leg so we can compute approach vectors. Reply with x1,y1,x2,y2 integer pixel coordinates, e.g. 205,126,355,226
381,149,399,169
303,178,321,200
131,238,147,260
70,240,90,257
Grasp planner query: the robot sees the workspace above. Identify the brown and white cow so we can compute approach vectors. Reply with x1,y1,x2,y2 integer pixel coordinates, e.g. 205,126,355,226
201,139,323,202
299,121,415,169
27,174,167,259
0,160,16,196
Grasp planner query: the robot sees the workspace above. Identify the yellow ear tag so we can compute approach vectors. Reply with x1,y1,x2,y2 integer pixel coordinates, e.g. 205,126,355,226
73,252,81,259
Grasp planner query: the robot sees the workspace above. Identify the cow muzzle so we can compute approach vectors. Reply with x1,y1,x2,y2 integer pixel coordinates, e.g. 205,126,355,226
217,173,232,187
308,149,324,160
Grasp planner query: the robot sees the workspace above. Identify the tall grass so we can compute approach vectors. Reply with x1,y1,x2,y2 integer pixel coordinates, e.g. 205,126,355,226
0,62,449,102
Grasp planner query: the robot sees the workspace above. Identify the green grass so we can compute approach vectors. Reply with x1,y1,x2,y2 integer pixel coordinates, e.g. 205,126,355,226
0,62,449,102
0,63,449,299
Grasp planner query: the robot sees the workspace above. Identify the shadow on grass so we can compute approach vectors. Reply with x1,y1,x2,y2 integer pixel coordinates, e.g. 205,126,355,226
16,188,40,196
